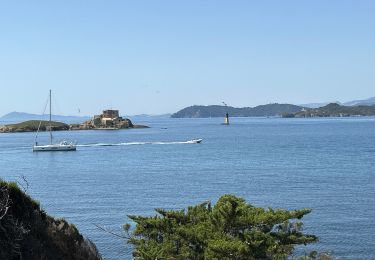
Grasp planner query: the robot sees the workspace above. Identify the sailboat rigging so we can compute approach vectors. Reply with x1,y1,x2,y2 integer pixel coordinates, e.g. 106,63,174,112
33,90,76,151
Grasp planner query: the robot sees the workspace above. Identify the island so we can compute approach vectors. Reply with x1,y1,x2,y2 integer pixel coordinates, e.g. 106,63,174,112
171,104,304,118
171,103,375,119
0,120,70,133
0,109,149,133
282,103,375,118
70,110,148,130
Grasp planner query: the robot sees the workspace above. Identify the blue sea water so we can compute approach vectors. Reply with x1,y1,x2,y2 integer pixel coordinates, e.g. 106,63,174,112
1,117,374,259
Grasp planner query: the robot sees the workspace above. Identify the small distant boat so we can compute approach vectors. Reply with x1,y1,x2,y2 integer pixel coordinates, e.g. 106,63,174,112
187,138,203,144
33,90,76,152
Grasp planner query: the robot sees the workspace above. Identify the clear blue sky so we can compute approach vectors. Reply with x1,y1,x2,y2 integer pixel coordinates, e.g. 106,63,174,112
0,0,374,116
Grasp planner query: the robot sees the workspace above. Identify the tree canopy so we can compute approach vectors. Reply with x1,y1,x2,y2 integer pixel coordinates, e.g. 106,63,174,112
125,194,319,260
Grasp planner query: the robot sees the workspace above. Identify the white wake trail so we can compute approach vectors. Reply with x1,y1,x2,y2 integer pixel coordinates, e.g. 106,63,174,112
76,140,199,147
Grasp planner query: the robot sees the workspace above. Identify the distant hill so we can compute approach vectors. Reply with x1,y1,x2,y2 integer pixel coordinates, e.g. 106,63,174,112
299,101,342,108
284,103,375,118
171,104,304,118
0,112,90,124
343,97,375,106
300,97,375,108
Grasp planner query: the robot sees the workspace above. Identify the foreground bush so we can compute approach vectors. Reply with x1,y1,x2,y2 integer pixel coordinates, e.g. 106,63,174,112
126,194,320,260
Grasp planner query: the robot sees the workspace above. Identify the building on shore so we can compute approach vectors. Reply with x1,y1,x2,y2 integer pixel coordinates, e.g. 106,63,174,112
80,109,134,129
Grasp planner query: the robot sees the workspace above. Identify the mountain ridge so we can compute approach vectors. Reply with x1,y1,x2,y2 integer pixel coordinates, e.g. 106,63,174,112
284,103,375,118
343,97,375,106
171,103,304,118
300,97,375,108
0,112,171,124
0,112,90,124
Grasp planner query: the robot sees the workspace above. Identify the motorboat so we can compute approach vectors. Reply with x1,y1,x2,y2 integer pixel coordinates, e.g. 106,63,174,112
187,138,203,144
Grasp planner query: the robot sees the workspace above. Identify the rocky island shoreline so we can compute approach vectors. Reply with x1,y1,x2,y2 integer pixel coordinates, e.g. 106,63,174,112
0,109,148,133
282,103,375,118
171,103,375,118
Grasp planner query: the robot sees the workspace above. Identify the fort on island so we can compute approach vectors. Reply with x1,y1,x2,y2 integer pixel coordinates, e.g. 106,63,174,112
0,109,148,133
80,109,135,129
92,110,131,128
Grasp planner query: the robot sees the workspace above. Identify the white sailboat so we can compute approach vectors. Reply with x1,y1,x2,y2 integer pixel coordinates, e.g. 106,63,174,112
33,90,76,152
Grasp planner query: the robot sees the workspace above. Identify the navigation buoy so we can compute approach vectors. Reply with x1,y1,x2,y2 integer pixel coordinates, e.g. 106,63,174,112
222,102,230,125
223,112,230,125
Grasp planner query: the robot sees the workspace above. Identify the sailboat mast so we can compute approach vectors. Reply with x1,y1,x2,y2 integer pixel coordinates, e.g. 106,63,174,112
49,89,52,144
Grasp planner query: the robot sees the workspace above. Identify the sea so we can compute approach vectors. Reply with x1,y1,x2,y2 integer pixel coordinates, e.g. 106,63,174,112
1,117,374,259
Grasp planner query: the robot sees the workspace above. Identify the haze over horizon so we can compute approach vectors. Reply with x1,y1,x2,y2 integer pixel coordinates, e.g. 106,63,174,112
1,1,374,116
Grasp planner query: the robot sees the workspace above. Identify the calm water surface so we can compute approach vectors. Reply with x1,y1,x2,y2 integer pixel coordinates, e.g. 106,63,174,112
1,117,374,259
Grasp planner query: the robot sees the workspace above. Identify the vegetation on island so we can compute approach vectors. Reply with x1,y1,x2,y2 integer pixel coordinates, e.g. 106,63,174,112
0,120,70,133
0,119,148,133
0,179,101,260
171,104,304,118
125,194,328,259
172,102,375,119
283,103,375,118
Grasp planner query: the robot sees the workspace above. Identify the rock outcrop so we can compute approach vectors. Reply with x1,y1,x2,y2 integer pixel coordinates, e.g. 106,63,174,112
0,179,101,260
0,110,149,133
71,118,135,130
70,109,148,130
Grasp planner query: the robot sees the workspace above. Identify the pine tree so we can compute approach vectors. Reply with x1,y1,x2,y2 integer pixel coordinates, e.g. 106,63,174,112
125,194,321,260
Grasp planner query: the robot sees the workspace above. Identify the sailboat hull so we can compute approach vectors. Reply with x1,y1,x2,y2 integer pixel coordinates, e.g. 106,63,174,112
33,90,77,152
33,144,76,152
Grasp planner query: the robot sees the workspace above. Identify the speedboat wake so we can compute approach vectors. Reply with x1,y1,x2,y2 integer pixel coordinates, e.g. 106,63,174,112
76,139,203,147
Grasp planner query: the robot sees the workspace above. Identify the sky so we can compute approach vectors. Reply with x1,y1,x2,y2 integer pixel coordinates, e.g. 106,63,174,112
0,0,374,116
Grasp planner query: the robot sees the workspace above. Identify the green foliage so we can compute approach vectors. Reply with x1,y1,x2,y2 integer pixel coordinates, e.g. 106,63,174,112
171,104,304,118
292,103,375,118
4,120,69,132
126,194,318,260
